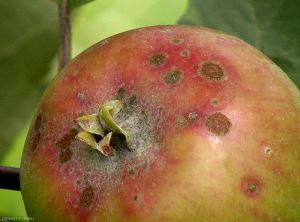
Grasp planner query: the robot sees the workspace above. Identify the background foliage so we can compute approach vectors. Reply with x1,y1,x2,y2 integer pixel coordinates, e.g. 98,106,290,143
180,0,300,88
0,0,299,217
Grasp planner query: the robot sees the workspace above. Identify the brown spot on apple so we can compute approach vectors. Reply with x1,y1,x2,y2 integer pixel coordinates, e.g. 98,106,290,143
56,129,78,163
133,194,139,202
149,53,167,66
31,132,41,152
141,162,148,170
34,114,42,131
240,176,262,198
116,87,125,100
200,61,226,82
188,112,199,122
31,113,43,151
205,112,231,136
128,168,135,175
79,186,95,208
180,49,190,57
170,38,183,45
164,69,182,84
211,98,220,107
176,115,188,127
264,146,272,156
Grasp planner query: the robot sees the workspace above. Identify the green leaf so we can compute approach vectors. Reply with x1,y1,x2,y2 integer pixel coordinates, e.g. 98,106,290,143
179,0,300,88
72,0,188,56
51,0,94,10
0,0,58,158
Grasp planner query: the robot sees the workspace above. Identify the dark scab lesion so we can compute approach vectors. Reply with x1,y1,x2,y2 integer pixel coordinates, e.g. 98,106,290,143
129,94,137,106
133,194,139,202
188,112,199,122
176,115,188,128
116,87,125,100
31,113,43,151
211,98,220,107
247,184,258,193
205,112,231,136
31,132,41,152
200,61,226,82
79,186,95,208
180,49,190,57
59,145,73,163
34,114,42,131
164,70,182,85
149,53,167,66
128,168,135,175
170,38,183,45
240,176,262,198
141,162,148,170
56,128,78,163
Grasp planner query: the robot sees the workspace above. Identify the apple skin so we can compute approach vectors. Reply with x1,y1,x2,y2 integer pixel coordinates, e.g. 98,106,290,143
20,25,300,222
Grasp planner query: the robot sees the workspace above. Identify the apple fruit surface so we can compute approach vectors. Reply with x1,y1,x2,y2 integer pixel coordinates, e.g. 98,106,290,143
20,25,300,222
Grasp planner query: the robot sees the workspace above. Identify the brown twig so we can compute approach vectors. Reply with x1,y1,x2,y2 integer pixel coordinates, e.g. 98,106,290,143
0,166,20,191
58,0,71,70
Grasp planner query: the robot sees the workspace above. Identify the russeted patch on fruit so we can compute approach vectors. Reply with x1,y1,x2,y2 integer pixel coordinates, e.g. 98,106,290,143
164,69,182,84
31,113,43,151
180,49,190,57
79,186,95,208
56,129,78,163
205,112,231,136
150,53,167,66
20,25,300,222
200,61,226,82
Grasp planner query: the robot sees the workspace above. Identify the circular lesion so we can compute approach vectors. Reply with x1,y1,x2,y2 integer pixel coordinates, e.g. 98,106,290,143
205,112,231,136
199,61,226,82
149,53,167,66
247,184,258,193
264,146,273,156
180,49,190,57
170,37,184,45
176,115,188,127
188,112,199,122
211,98,220,107
133,194,140,203
240,176,262,198
164,69,182,85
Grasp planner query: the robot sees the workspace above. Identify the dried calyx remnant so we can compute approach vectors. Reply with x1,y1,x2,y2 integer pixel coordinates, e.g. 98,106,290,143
75,100,133,157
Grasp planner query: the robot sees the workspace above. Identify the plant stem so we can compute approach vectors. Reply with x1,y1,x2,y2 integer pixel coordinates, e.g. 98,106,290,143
0,166,20,191
58,0,71,70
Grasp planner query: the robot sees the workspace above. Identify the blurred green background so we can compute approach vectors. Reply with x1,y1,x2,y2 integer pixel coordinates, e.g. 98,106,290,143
1,0,299,217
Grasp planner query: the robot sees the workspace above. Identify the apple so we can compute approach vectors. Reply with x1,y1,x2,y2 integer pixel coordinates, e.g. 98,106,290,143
20,25,300,221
